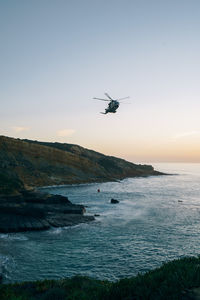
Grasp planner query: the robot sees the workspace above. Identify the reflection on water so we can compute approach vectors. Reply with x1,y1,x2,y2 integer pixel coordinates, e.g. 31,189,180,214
1,163,200,283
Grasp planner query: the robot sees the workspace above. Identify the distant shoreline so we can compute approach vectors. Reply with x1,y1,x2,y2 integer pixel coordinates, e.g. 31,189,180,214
38,173,168,190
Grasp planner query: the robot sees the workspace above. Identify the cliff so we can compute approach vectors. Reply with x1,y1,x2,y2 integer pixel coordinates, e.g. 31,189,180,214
0,135,163,194
0,191,94,233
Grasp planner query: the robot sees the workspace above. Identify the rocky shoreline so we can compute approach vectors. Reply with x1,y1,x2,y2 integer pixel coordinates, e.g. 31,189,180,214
0,190,94,234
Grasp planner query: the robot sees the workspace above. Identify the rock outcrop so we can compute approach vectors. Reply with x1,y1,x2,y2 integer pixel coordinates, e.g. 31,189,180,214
110,198,119,204
0,265,2,283
0,191,94,233
0,135,164,194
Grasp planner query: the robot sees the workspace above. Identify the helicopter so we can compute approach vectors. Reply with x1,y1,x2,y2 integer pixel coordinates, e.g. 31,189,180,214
93,93,129,114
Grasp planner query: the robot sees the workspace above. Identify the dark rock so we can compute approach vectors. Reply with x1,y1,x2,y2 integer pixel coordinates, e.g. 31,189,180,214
182,287,200,299
110,198,119,204
0,265,3,283
46,214,95,228
20,191,71,204
0,191,93,233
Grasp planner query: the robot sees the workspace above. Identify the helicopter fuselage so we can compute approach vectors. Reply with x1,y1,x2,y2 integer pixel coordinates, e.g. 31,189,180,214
105,100,119,114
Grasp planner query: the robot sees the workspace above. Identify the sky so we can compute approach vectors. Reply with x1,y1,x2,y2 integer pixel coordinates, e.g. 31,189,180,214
1,0,200,163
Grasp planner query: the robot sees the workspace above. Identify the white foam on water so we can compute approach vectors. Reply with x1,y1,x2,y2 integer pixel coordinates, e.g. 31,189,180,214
47,222,92,235
48,227,63,234
0,254,16,282
62,222,91,230
0,254,9,266
0,233,28,241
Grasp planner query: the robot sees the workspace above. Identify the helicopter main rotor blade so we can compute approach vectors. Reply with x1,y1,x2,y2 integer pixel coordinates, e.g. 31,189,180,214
119,102,131,104
104,93,114,100
93,97,110,102
117,96,130,101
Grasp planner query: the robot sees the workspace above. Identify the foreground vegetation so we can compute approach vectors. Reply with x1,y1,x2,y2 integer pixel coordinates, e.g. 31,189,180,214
1,256,200,299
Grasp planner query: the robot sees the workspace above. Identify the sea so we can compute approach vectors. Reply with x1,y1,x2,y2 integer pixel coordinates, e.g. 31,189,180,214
1,163,200,283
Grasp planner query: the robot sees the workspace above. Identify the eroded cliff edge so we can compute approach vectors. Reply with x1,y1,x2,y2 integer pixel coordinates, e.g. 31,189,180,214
0,135,164,195
0,191,94,233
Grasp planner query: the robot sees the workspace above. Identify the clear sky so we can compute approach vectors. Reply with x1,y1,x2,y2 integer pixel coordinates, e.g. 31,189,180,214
1,0,200,163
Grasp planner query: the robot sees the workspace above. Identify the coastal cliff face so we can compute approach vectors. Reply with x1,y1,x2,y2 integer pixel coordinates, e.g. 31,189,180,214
0,191,94,233
0,135,162,194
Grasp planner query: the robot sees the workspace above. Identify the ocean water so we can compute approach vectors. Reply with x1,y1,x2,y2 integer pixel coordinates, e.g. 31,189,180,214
1,163,200,283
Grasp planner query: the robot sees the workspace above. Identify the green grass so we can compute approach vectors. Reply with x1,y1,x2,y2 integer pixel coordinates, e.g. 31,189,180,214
1,256,200,300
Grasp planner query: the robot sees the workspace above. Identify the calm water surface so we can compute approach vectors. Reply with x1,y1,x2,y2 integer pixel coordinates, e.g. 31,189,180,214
1,163,200,283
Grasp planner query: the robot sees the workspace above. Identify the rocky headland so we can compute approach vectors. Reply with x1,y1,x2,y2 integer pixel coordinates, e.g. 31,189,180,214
0,190,94,233
0,135,164,234
0,135,164,195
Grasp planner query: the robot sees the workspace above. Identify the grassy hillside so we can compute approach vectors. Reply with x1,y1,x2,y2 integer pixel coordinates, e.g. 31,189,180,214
1,256,200,299
0,136,163,194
